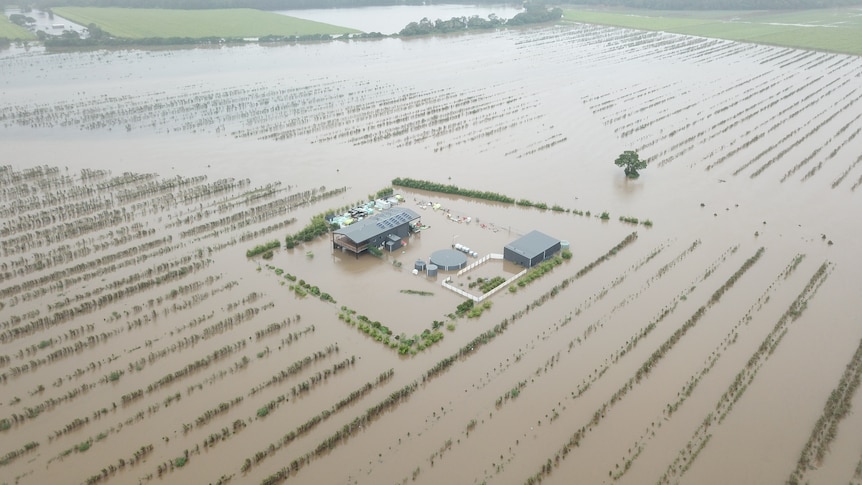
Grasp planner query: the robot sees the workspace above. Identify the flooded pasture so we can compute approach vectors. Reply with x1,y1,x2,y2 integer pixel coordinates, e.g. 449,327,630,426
2,21,862,485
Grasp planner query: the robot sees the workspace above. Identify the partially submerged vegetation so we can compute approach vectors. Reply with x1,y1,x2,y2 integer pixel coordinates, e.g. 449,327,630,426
400,3,561,36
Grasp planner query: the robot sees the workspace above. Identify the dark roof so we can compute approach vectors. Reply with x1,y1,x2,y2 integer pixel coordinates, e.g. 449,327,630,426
334,207,420,243
505,230,560,258
430,249,468,270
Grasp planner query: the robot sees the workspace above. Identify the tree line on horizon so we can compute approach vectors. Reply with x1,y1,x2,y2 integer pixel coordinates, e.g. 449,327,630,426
400,4,562,36
5,0,860,11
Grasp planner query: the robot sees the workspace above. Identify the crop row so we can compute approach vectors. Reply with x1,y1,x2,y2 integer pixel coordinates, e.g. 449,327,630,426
607,252,808,480
657,261,830,484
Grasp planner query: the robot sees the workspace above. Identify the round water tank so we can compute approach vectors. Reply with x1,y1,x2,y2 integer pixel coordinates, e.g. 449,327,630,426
561,240,570,250
414,260,426,271
430,249,468,270
426,264,438,277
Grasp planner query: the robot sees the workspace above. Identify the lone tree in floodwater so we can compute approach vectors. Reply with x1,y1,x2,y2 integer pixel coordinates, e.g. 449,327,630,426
615,150,646,178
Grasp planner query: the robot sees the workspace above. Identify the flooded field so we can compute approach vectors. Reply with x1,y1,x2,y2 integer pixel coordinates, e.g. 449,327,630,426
2,22,862,485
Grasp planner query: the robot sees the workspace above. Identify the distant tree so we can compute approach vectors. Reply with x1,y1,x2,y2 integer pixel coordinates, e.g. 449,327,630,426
10,14,37,27
60,29,81,40
399,17,434,36
466,14,504,30
87,23,105,40
507,2,563,26
614,150,647,178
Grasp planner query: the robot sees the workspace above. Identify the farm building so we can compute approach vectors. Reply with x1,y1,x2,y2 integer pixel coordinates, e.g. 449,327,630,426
504,230,561,267
332,207,420,258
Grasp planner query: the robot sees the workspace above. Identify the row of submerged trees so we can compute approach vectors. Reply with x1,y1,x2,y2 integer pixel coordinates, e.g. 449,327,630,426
422,240,706,480
0,164,365,481
269,231,642,483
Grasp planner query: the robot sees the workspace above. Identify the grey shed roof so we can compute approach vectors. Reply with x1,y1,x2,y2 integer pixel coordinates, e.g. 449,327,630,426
505,230,560,257
334,207,420,243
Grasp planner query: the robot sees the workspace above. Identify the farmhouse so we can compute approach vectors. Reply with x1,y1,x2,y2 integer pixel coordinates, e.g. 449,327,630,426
504,230,561,267
332,207,420,258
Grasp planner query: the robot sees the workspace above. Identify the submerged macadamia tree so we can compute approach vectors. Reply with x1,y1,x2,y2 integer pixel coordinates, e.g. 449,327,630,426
615,150,647,178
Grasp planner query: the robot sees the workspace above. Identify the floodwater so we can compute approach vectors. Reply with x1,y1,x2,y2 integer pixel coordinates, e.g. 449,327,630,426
2,18,862,485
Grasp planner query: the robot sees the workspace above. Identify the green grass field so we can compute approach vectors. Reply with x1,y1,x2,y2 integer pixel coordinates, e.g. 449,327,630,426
0,15,37,40
563,7,862,55
52,7,360,39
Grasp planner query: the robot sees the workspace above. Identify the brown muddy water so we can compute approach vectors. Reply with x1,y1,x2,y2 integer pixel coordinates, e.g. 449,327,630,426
2,22,862,485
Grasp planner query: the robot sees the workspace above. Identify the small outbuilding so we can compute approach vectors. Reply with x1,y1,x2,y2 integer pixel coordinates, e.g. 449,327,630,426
504,230,561,268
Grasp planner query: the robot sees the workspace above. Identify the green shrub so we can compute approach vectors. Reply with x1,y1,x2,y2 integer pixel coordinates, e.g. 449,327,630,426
456,299,474,315
247,239,280,257
479,276,506,293
391,177,515,204
376,187,394,198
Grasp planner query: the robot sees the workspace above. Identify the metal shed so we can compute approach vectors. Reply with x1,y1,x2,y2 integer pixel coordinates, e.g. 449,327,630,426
503,230,562,268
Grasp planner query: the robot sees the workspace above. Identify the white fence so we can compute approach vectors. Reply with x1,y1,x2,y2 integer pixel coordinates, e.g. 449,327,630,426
478,269,526,302
442,251,526,302
457,253,504,276
442,277,479,302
